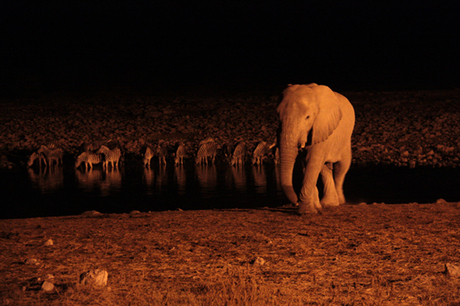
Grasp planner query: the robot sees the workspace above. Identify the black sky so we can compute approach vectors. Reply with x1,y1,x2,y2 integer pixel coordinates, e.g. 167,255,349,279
1,1,459,94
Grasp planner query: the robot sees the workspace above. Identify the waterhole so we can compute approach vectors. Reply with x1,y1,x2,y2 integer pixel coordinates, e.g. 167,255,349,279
1,162,458,219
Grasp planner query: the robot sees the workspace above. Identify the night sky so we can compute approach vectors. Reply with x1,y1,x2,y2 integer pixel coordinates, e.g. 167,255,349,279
1,1,459,94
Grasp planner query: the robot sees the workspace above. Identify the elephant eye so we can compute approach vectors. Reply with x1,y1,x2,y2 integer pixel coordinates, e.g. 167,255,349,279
305,115,310,120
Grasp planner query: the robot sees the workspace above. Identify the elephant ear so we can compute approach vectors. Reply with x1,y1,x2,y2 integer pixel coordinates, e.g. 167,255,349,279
311,85,343,144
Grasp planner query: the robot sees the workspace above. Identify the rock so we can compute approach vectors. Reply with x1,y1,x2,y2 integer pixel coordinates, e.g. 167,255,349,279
81,210,103,217
251,257,266,266
80,269,108,287
44,239,53,246
435,199,448,205
445,263,460,278
24,258,40,265
41,280,55,292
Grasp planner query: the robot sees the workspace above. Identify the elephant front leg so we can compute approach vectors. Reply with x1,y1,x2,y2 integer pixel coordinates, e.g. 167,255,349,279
298,162,323,214
320,162,340,207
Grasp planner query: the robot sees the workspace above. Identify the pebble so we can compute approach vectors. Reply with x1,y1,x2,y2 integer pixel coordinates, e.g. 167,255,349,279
41,280,55,292
80,269,109,287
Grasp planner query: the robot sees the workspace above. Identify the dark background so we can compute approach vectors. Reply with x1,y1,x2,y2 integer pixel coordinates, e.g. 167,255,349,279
1,0,459,95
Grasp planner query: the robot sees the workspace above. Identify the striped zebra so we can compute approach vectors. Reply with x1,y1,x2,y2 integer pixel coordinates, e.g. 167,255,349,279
37,145,63,167
27,151,47,168
252,141,268,165
97,145,121,170
75,152,102,170
155,142,168,165
231,141,247,166
222,143,234,164
175,142,186,165
195,140,217,165
268,143,280,165
143,146,154,168
199,137,214,146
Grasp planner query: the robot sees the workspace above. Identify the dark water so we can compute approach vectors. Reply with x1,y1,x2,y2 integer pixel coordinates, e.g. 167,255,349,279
1,162,459,219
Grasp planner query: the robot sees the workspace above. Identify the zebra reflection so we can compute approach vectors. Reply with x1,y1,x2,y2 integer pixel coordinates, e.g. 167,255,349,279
28,167,64,193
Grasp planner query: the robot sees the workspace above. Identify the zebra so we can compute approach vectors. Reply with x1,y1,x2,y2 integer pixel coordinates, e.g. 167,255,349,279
97,145,121,170
196,139,217,165
37,145,63,167
75,152,102,170
27,151,47,168
222,143,234,164
155,142,168,165
231,141,247,166
252,141,268,165
199,137,214,146
268,142,279,165
143,146,154,168
175,142,186,165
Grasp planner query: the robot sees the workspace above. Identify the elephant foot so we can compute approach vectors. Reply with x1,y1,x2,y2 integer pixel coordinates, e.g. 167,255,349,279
298,201,322,215
321,198,340,207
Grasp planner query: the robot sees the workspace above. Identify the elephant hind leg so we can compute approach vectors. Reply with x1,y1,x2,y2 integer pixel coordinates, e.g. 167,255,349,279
334,149,352,204
320,162,340,207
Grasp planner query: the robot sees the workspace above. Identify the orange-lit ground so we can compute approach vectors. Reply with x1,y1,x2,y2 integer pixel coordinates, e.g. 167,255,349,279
1,203,460,305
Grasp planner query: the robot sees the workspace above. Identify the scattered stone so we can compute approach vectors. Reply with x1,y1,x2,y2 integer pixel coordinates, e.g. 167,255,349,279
24,258,40,265
80,269,108,287
44,239,53,246
130,210,141,215
81,210,103,217
444,263,460,278
358,202,367,206
41,280,55,292
251,257,266,266
435,198,448,205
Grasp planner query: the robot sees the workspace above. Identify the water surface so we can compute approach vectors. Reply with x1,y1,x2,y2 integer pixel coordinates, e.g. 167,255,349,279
1,162,459,219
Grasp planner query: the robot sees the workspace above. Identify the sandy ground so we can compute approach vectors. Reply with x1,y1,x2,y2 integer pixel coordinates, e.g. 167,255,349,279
1,202,460,305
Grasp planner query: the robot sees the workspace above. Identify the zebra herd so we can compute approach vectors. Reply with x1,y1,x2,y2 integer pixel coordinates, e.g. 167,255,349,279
27,138,279,170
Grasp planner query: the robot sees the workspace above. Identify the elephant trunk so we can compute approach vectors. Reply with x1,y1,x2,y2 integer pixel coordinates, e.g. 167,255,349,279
279,142,299,204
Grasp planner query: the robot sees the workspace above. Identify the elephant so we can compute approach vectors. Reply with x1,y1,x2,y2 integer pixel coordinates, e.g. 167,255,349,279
277,83,355,214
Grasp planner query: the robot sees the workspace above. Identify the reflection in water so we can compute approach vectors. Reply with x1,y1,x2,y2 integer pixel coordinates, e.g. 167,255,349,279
196,164,217,194
252,165,267,194
10,161,460,220
100,169,122,196
174,165,186,195
231,165,246,192
144,165,168,194
156,164,168,190
76,169,103,192
76,168,122,196
28,167,64,193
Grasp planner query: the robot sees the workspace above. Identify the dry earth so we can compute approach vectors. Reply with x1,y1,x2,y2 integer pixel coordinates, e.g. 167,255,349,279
1,88,460,305
1,203,460,305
